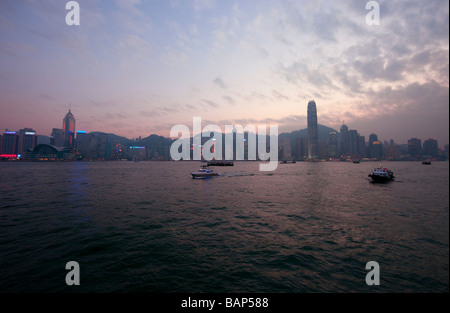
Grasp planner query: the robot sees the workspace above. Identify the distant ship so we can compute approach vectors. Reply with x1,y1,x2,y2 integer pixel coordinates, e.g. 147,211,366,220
368,167,395,182
422,159,432,165
207,160,234,166
191,166,219,179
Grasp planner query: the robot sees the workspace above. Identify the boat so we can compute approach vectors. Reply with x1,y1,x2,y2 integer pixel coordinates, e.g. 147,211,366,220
368,167,395,182
422,160,431,165
191,166,219,179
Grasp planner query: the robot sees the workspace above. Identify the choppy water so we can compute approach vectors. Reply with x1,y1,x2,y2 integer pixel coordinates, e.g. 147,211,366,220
0,161,448,293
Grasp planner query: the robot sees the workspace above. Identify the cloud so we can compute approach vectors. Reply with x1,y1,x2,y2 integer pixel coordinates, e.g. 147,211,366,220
39,94,56,101
160,48,189,65
213,77,227,89
272,90,289,101
222,95,235,105
193,0,216,12
203,99,220,108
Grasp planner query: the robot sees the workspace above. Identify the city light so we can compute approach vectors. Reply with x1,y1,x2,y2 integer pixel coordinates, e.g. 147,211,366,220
0,154,18,158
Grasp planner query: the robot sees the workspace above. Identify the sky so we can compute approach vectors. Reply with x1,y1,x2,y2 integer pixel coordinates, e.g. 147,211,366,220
0,0,449,145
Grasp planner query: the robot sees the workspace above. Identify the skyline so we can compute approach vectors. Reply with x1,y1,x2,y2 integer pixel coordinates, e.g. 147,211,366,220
0,0,449,145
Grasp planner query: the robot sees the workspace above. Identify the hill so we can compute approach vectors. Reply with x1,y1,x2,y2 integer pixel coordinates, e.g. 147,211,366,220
279,124,338,142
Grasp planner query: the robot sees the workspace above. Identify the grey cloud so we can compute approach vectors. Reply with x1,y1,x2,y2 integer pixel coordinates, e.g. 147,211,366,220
140,110,161,118
203,99,220,108
272,90,289,101
39,94,55,101
350,81,449,143
213,77,227,89
277,62,337,90
222,95,235,105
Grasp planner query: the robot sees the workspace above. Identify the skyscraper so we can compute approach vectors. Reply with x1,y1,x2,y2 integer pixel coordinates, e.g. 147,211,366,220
307,100,319,159
63,110,76,149
339,123,349,156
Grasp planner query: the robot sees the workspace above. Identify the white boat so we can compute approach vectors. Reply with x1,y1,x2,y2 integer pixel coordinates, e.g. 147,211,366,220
191,166,219,179
368,167,395,182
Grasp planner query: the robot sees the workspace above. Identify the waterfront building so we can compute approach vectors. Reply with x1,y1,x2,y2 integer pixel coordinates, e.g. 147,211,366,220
328,132,338,158
307,100,319,159
18,128,37,154
50,128,65,147
63,110,76,149
339,123,349,156
348,129,359,156
1,130,19,155
408,138,422,158
370,141,382,160
295,137,308,161
423,138,438,157
279,137,292,160
358,136,366,158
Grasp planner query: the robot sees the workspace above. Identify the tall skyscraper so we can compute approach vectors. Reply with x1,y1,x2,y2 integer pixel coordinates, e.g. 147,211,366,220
339,123,349,156
63,110,76,149
358,136,366,158
307,100,319,159
348,129,359,156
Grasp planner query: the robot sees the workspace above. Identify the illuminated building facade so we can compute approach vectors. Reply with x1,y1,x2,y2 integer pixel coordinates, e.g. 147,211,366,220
63,110,76,149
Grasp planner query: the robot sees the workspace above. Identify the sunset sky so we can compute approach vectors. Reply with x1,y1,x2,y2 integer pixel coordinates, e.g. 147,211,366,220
0,0,449,145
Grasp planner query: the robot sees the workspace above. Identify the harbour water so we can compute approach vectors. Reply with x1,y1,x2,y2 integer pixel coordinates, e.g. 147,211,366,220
0,161,448,293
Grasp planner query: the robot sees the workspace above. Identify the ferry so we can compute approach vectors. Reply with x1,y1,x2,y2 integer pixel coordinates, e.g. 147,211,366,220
368,167,395,182
191,166,219,179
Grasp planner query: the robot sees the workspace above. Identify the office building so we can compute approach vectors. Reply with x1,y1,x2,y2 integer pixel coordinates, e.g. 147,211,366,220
18,128,37,154
328,132,338,158
1,130,19,155
63,110,76,149
51,128,65,147
307,100,319,159
408,138,422,157
423,138,438,157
